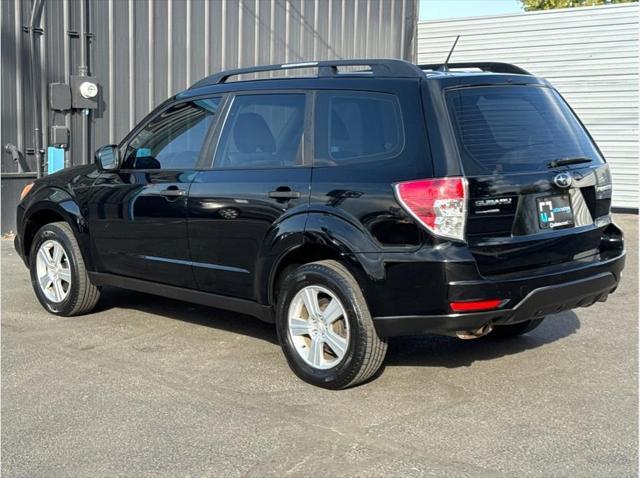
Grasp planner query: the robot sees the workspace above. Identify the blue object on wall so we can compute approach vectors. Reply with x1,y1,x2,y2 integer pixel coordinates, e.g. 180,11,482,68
47,147,65,174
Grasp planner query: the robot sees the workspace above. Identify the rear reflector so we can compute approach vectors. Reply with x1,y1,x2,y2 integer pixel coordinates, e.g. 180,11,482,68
450,299,503,313
394,177,467,241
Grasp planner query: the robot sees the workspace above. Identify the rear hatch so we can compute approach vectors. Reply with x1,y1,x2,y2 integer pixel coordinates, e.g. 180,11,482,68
445,84,613,276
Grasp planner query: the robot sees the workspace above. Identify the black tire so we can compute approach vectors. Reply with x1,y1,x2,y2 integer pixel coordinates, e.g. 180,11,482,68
489,318,544,338
275,260,387,389
29,221,100,316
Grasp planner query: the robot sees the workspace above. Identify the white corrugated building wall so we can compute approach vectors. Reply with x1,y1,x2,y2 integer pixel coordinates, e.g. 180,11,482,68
417,3,639,210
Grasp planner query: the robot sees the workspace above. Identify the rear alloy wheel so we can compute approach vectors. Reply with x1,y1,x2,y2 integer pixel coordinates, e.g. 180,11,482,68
287,285,350,370
276,260,387,389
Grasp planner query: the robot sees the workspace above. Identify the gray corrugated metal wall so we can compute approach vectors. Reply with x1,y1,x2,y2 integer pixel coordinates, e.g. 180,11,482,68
417,3,639,210
1,0,418,233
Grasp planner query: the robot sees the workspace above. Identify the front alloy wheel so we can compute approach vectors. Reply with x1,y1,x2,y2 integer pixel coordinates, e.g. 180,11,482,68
29,221,100,316
35,240,72,303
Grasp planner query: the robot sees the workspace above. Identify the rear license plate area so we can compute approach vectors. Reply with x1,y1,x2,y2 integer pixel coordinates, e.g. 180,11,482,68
537,194,574,230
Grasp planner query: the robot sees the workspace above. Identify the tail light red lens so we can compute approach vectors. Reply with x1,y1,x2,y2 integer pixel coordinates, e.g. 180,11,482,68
450,299,503,312
394,177,467,241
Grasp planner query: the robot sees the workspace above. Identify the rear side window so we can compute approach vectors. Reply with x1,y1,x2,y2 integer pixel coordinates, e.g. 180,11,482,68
213,94,306,169
446,86,603,174
314,91,404,165
122,98,220,170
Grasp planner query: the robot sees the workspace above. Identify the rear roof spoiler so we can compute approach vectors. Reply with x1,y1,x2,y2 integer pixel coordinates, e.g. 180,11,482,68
419,62,531,76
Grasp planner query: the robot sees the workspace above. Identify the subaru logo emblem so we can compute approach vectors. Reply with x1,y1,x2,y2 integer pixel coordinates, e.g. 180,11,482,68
554,172,572,188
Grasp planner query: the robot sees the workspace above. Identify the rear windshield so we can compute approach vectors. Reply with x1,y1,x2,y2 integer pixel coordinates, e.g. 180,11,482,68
446,85,603,175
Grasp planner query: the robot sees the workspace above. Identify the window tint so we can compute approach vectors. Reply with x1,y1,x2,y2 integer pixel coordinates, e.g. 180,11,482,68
122,98,220,170
314,91,404,165
213,94,305,169
446,86,603,174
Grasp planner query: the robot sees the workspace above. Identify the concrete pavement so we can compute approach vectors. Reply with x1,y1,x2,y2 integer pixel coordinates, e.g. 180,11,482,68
2,214,637,477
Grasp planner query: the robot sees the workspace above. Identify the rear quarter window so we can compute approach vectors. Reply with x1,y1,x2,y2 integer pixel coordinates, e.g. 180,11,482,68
446,86,603,175
314,91,405,165
213,93,306,169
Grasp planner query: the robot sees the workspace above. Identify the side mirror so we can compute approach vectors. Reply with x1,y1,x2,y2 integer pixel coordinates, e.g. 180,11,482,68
95,145,119,171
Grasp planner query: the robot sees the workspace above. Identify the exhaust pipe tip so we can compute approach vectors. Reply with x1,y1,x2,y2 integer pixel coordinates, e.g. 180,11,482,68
456,323,493,340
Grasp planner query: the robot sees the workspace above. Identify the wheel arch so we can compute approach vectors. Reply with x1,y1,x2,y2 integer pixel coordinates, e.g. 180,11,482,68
21,188,92,269
260,212,383,307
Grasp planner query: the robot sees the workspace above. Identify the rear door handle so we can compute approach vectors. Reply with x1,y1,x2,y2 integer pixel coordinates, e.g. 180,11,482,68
159,187,187,197
268,189,301,199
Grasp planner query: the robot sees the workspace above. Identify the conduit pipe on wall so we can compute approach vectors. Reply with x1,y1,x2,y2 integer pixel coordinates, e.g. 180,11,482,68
78,0,92,165
28,0,45,178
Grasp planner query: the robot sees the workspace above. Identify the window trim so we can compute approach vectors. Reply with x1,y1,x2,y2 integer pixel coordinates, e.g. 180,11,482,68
116,94,227,172
312,90,406,167
205,90,312,171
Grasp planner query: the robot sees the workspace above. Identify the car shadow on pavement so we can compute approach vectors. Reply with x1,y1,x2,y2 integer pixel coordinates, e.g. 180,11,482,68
384,311,580,369
95,287,580,368
94,287,280,345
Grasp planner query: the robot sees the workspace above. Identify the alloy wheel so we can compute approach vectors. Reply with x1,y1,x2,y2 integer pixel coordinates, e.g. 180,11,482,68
35,240,71,303
287,285,350,370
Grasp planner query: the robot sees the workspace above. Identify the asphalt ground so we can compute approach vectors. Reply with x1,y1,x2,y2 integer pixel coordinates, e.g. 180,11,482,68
1,214,637,477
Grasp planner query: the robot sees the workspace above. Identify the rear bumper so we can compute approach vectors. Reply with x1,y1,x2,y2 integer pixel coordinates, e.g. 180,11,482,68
373,250,625,337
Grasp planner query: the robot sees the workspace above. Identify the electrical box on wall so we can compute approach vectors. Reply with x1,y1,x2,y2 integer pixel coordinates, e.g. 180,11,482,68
70,75,99,109
50,125,69,148
49,83,71,111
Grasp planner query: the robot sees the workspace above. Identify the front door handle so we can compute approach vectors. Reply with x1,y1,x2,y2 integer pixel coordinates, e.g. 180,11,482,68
268,189,301,199
159,187,187,197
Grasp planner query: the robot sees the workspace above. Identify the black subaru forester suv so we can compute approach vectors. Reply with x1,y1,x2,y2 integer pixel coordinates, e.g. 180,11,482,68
15,60,625,388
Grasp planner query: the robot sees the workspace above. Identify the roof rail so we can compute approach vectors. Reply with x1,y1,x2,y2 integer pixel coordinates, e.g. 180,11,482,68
189,59,425,89
419,62,531,76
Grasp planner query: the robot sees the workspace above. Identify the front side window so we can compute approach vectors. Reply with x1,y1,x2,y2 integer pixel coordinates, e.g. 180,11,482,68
122,98,221,170
446,86,603,175
314,91,404,165
213,94,306,169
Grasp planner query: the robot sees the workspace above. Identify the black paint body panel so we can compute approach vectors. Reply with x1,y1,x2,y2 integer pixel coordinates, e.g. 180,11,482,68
14,70,626,337
87,170,197,288
188,168,311,300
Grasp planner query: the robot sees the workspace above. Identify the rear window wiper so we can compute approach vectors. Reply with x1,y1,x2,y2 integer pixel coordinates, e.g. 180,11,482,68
547,157,593,168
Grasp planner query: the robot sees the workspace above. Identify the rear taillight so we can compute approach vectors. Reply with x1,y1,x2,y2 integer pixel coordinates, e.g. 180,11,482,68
595,164,612,199
394,177,467,241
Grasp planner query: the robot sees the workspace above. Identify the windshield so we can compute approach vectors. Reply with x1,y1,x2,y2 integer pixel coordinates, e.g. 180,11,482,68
446,85,603,175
